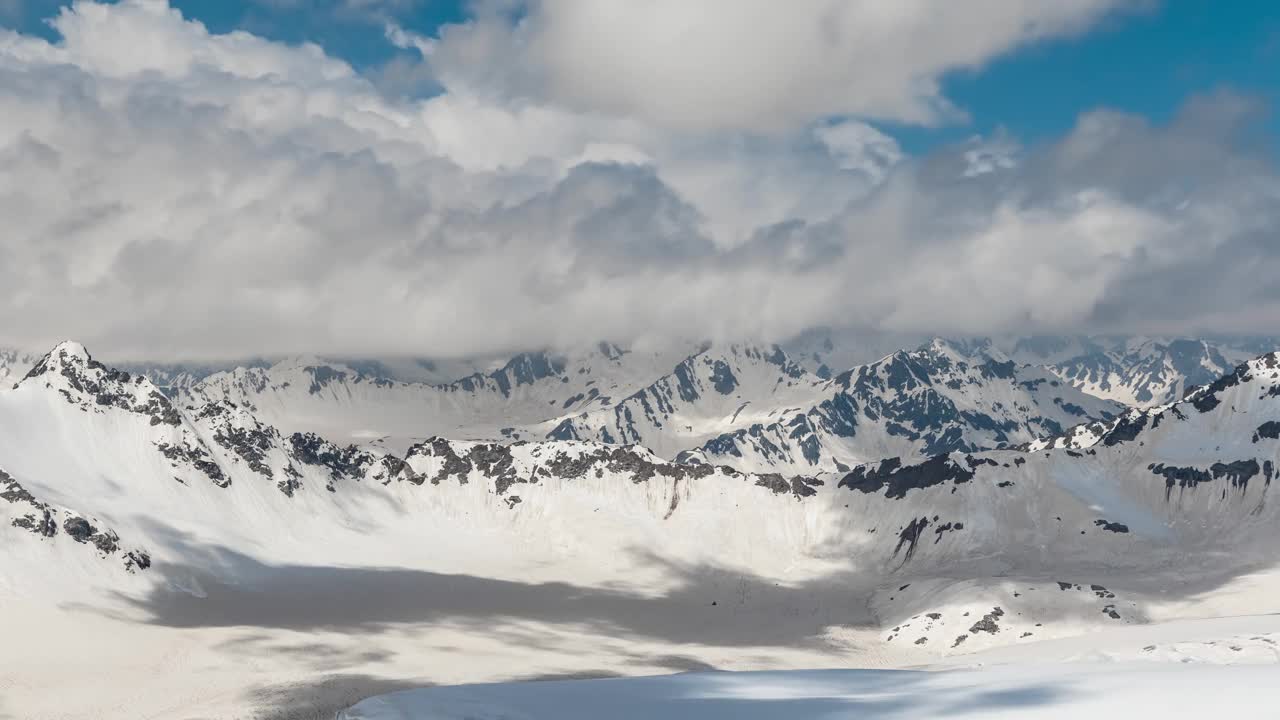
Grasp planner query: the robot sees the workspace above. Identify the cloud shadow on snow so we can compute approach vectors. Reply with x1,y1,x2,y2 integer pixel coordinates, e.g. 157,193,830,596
88,515,1280,656
102,534,876,650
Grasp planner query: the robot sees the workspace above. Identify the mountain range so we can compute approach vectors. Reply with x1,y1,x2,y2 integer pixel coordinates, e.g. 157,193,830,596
3,332,1280,718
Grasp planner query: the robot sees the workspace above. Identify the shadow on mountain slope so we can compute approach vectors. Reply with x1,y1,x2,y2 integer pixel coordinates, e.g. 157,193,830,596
89,517,1280,656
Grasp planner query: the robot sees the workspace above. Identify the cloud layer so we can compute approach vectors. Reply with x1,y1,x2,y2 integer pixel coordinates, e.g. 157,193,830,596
0,1,1276,359
425,0,1134,131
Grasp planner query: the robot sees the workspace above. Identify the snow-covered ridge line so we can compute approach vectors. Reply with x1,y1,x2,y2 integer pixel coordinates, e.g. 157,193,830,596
1,467,150,573
1026,351,1280,452
679,338,1121,473
1,342,834,577
5,340,1280,668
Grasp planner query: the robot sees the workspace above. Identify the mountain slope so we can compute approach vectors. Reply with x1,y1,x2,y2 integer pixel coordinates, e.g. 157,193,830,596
543,343,828,457
1006,336,1279,408
680,339,1122,473
180,343,691,451
3,342,1280,666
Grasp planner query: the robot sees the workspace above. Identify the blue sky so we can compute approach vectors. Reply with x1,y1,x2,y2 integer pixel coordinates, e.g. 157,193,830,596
5,0,1277,152
927,0,1280,148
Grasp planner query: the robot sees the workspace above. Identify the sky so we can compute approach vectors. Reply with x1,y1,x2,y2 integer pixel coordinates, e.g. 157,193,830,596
0,0,1277,359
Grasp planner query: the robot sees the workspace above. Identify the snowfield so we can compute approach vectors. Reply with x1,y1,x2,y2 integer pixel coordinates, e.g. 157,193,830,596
2,340,1280,718
340,663,1280,720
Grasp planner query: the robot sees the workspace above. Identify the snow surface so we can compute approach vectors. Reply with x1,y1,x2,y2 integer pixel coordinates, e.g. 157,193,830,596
3,341,1280,718
340,663,1280,720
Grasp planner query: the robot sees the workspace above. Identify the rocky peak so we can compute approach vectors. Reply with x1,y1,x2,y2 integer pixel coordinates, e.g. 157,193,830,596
20,340,96,382
19,341,182,427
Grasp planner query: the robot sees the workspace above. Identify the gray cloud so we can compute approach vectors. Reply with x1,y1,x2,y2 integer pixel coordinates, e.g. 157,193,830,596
0,1,1275,361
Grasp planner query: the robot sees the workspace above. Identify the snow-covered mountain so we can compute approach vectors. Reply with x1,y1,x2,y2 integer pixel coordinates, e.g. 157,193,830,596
542,343,829,456
174,339,1125,473
781,327,929,380
0,342,824,588
5,342,1279,636
178,342,693,452
782,332,1280,410
1004,335,1280,408
6,340,1280,720
678,339,1122,473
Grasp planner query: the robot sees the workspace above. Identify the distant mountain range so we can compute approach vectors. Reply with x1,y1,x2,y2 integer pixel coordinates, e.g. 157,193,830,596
3,334,1274,470
3,337,1280,658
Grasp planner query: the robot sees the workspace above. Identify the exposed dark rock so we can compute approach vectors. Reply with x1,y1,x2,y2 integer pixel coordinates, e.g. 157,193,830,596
839,454,975,500
894,517,931,562
212,422,275,479
964,455,998,469
709,360,738,395
753,473,823,498
276,476,302,497
125,551,151,572
0,469,38,506
1101,413,1149,446
933,521,963,542
305,366,350,395
1254,421,1280,442
1210,459,1261,490
968,607,1005,635
92,531,120,554
1151,459,1261,497
26,344,186,426
1190,362,1251,413
62,516,96,542
156,441,228,488
1093,520,1130,534
11,510,57,537
290,432,376,484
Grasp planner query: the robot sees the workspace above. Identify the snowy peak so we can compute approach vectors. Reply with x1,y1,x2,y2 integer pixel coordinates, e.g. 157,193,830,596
1024,336,1269,408
1031,350,1280,452
687,342,1122,474
17,341,182,427
446,350,569,398
922,337,1009,365
543,342,823,456
20,340,95,381
841,350,1280,531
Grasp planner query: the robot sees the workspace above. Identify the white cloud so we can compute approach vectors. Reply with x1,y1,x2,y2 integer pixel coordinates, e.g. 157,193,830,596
814,121,903,182
0,1,1274,361
427,0,1137,132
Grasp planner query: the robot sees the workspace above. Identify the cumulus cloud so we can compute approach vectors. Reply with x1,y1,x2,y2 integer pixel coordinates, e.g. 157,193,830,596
0,1,1275,361
426,0,1139,132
